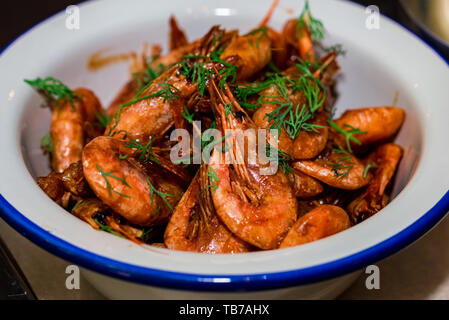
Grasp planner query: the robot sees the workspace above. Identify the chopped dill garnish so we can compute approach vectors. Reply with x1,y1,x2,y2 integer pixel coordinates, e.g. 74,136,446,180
146,178,175,211
327,120,367,153
323,43,347,56
246,26,268,48
140,226,154,242
123,135,160,164
224,102,233,117
97,164,131,199
296,0,325,43
266,145,296,183
94,110,113,128
363,163,380,179
330,145,354,179
132,58,165,91
201,167,219,194
181,106,194,123
333,144,352,162
107,80,180,136
179,55,212,96
94,218,126,238
72,200,87,212
331,162,354,180
210,50,237,89
40,132,54,154
261,61,327,139
24,77,79,112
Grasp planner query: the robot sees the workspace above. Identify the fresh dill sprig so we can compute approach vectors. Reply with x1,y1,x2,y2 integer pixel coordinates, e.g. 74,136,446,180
330,162,354,179
210,50,237,89
24,77,79,111
246,26,268,48
224,102,233,117
330,145,354,179
97,164,131,198
72,200,87,212
262,63,327,140
40,132,54,154
201,167,219,194
146,178,175,211
363,163,380,179
94,218,126,239
132,60,165,91
179,55,212,96
234,81,272,109
94,110,113,128
159,82,181,103
323,43,347,56
181,106,195,123
294,58,326,113
266,145,296,183
140,226,154,242
107,80,180,136
327,120,367,153
123,135,160,164
296,0,325,43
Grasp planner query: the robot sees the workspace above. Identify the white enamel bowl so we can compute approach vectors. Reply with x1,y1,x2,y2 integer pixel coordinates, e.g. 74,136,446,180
0,0,448,299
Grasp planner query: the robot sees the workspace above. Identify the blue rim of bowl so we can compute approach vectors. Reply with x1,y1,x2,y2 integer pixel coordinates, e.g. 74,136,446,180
0,1,449,292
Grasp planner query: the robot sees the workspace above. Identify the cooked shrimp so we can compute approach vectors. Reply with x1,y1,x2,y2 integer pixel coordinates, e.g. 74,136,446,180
164,170,252,253
106,27,227,142
82,136,183,225
347,143,403,223
252,79,329,160
51,88,102,172
292,145,372,190
220,29,272,80
282,18,315,62
291,169,324,198
207,80,297,250
279,205,351,248
257,0,289,70
332,107,405,152
105,67,196,142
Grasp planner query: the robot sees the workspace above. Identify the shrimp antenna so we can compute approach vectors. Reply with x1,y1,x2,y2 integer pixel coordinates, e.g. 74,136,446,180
259,0,280,27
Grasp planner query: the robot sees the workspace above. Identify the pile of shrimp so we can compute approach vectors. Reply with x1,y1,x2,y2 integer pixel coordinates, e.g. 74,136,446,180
31,1,405,253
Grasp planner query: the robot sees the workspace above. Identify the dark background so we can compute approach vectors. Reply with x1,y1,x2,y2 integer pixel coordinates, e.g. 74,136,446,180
0,0,416,51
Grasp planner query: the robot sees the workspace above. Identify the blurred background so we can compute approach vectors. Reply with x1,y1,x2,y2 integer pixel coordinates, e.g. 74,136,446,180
0,0,448,300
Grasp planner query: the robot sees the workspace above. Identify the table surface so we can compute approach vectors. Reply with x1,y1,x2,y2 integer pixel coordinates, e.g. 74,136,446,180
1,213,449,300
0,0,447,300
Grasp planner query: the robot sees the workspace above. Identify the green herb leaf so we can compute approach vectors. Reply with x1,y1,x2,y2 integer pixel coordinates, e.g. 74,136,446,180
94,219,126,239
94,110,113,128
40,132,54,154
146,178,175,211
97,164,131,199
24,77,78,111
327,120,367,153
363,163,380,179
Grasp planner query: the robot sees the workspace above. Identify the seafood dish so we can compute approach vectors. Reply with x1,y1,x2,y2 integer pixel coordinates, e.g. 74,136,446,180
27,1,406,253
